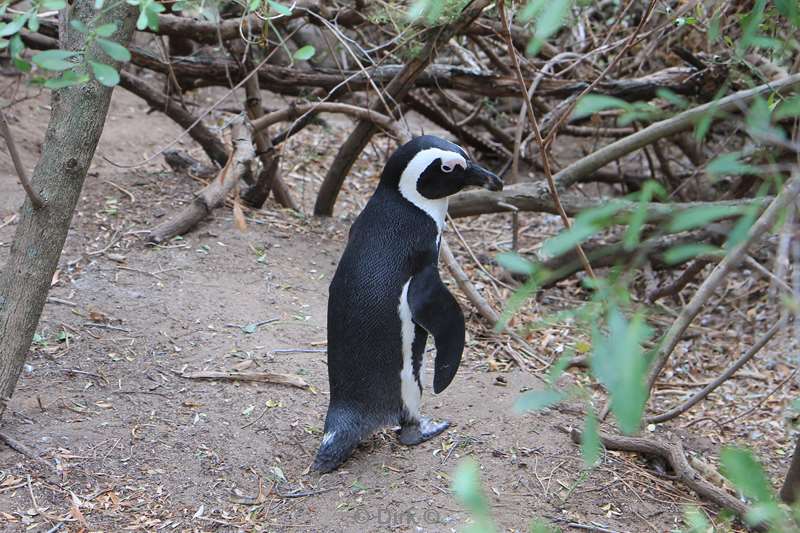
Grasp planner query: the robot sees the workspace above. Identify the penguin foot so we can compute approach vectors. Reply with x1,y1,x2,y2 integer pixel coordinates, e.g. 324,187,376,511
397,417,449,446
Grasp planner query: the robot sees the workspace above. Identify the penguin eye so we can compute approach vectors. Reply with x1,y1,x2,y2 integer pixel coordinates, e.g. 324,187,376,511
441,164,454,173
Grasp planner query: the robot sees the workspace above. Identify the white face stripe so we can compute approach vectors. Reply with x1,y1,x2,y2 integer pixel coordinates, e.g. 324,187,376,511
398,279,421,421
398,148,467,236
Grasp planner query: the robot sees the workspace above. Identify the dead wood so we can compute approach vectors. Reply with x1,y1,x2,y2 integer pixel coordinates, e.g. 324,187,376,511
781,437,800,503
647,259,711,303
134,54,716,100
568,429,761,530
251,102,400,138
646,317,787,424
405,92,509,158
239,57,297,210
163,149,218,179
449,192,772,221
148,119,254,243
447,73,800,217
441,239,499,325
119,72,229,167
313,0,493,216
179,370,309,389
0,430,53,470
533,230,719,287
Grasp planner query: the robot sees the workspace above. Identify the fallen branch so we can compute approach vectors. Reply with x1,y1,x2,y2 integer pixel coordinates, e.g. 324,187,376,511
441,238,499,324
647,259,712,303
568,429,759,530
448,73,800,216
251,102,400,139
179,370,309,389
148,118,254,243
120,72,229,167
164,149,218,179
646,317,787,424
0,430,53,470
449,191,772,221
240,59,297,210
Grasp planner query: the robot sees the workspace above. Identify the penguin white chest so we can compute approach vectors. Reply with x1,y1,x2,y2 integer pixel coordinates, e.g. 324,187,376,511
398,279,421,419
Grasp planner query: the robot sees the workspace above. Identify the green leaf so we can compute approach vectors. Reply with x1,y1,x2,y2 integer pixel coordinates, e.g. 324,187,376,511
707,12,721,43
581,409,600,467
725,201,761,249
525,0,572,56
243,323,258,334
32,49,80,71
44,70,90,89
267,0,292,16
89,61,120,86
663,243,721,265
623,181,665,250
775,0,800,26
496,252,534,275
720,446,774,503
70,20,89,33
530,519,559,533
293,44,315,61
590,308,651,434
514,388,564,413
571,94,629,120
683,507,712,533
775,96,800,120
247,0,261,12
656,88,689,109
27,14,39,32
0,13,29,37
706,152,757,179
95,22,118,37
542,202,626,257
546,353,572,385
452,459,495,532
495,278,538,332
98,38,131,62
667,205,745,232
136,8,149,30
41,0,67,9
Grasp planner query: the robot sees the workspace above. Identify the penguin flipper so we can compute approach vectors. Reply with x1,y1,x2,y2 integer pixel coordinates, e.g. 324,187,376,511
408,264,465,394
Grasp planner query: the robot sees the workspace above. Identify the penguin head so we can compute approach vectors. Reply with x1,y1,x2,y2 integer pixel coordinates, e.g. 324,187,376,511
380,135,503,200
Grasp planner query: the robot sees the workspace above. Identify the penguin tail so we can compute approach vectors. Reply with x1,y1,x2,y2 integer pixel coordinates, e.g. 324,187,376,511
312,407,364,473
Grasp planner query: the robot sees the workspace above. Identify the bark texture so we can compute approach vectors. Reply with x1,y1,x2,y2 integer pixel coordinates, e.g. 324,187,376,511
0,2,137,417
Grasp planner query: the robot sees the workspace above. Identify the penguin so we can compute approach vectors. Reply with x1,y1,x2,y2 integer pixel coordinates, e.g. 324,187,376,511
313,135,503,473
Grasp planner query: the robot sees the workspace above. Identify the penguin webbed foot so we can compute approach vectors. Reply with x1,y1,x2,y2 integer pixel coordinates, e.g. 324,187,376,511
397,417,449,446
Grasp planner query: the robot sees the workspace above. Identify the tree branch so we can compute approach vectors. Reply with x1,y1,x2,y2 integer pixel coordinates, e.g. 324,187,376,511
0,110,44,208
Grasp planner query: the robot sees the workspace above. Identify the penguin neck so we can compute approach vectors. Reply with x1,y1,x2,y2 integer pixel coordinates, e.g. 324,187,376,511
394,182,448,237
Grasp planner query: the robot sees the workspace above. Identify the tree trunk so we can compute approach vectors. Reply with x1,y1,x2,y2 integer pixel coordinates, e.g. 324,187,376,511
781,436,800,503
0,2,137,418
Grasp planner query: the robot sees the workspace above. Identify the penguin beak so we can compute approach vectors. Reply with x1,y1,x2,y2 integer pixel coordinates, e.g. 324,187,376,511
464,162,503,191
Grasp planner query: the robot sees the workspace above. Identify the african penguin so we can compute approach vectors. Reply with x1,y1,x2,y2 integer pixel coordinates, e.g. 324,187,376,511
313,135,503,473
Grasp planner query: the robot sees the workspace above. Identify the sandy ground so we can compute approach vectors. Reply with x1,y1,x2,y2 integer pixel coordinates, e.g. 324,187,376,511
1,83,795,533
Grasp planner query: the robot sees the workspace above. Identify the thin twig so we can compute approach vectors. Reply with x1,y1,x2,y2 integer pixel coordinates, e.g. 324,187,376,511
646,317,787,424
497,0,595,280
0,109,44,208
